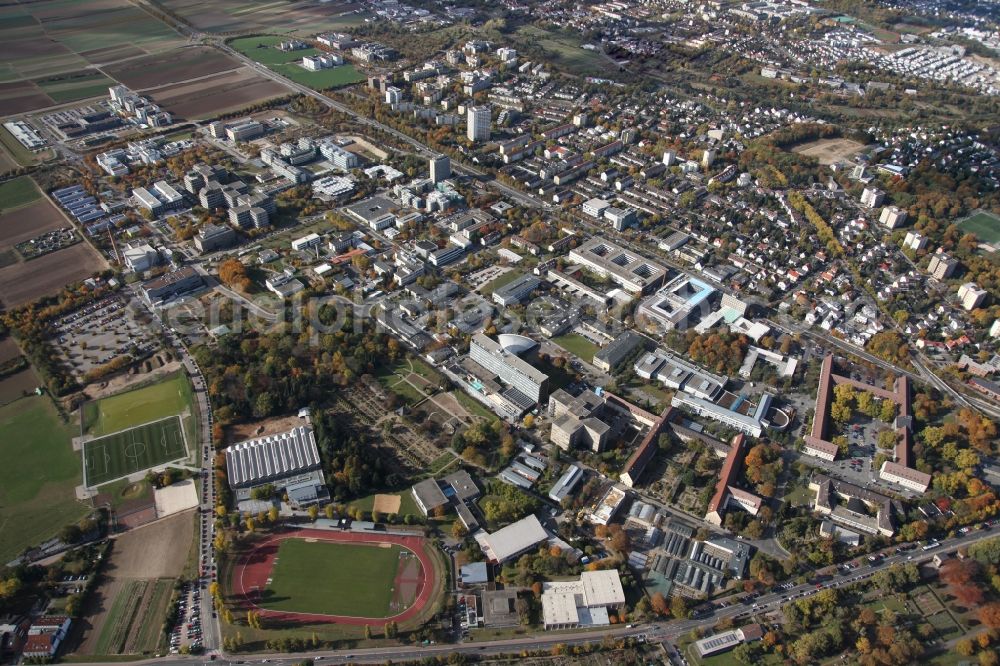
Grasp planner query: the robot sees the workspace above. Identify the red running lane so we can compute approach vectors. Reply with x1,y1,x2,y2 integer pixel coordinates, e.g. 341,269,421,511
230,528,435,626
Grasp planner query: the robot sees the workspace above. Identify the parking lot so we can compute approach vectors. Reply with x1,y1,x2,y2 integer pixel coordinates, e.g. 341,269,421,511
468,265,514,291
169,580,203,653
50,295,159,380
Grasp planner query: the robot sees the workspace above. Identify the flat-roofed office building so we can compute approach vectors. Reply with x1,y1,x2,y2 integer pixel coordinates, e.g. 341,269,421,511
469,333,549,404
567,237,666,294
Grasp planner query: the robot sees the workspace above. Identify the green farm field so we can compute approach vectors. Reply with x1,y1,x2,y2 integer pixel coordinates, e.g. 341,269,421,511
263,539,405,617
36,71,116,104
82,372,193,436
0,0,184,114
958,210,1000,244
0,395,87,564
83,416,188,487
228,36,365,90
0,176,42,213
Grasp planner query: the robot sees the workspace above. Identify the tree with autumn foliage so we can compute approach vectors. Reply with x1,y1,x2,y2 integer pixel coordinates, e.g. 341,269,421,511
979,602,1000,630
940,558,985,607
218,258,251,292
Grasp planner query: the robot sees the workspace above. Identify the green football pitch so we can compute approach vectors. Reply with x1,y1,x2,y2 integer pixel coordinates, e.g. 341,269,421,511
82,372,193,436
958,211,1000,244
83,416,188,487
263,539,403,617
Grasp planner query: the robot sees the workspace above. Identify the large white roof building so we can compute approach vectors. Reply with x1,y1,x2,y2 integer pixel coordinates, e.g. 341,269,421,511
541,570,626,630
225,425,321,489
476,514,548,563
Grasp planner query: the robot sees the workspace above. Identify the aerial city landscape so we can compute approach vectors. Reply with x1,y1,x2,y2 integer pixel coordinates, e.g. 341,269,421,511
0,0,1000,664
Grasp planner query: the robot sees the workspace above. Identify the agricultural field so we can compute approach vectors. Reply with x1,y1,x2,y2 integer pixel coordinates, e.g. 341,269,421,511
0,80,55,115
89,578,175,655
159,0,365,35
0,395,87,564
0,176,41,213
82,371,194,436
149,68,292,120
264,539,407,617
229,36,365,90
0,186,105,309
957,210,1000,244
35,71,116,104
72,512,192,657
0,240,106,309
104,46,241,90
0,0,183,113
82,416,188,488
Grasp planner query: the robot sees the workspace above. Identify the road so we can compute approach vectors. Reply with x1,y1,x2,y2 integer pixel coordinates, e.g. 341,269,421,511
132,281,222,652
66,524,996,666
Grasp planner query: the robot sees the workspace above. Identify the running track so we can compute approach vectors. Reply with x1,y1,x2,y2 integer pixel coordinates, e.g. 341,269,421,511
231,528,436,626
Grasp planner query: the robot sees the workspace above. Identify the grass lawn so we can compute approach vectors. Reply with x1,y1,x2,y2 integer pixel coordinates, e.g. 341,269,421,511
98,477,154,509
264,539,402,617
406,356,438,380
83,416,188,487
679,634,784,666
925,610,962,641
428,452,456,475
783,484,814,507
957,210,1000,244
375,356,442,406
0,395,87,563
0,176,41,213
552,333,600,362
452,390,499,422
513,26,609,76
865,594,907,615
0,131,54,166
375,366,425,405
82,372,193,436
346,490,420,518
228,35,364,90
625,378,673,409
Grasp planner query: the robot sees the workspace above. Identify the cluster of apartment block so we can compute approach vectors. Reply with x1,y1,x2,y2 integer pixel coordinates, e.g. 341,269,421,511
184,163,274,230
